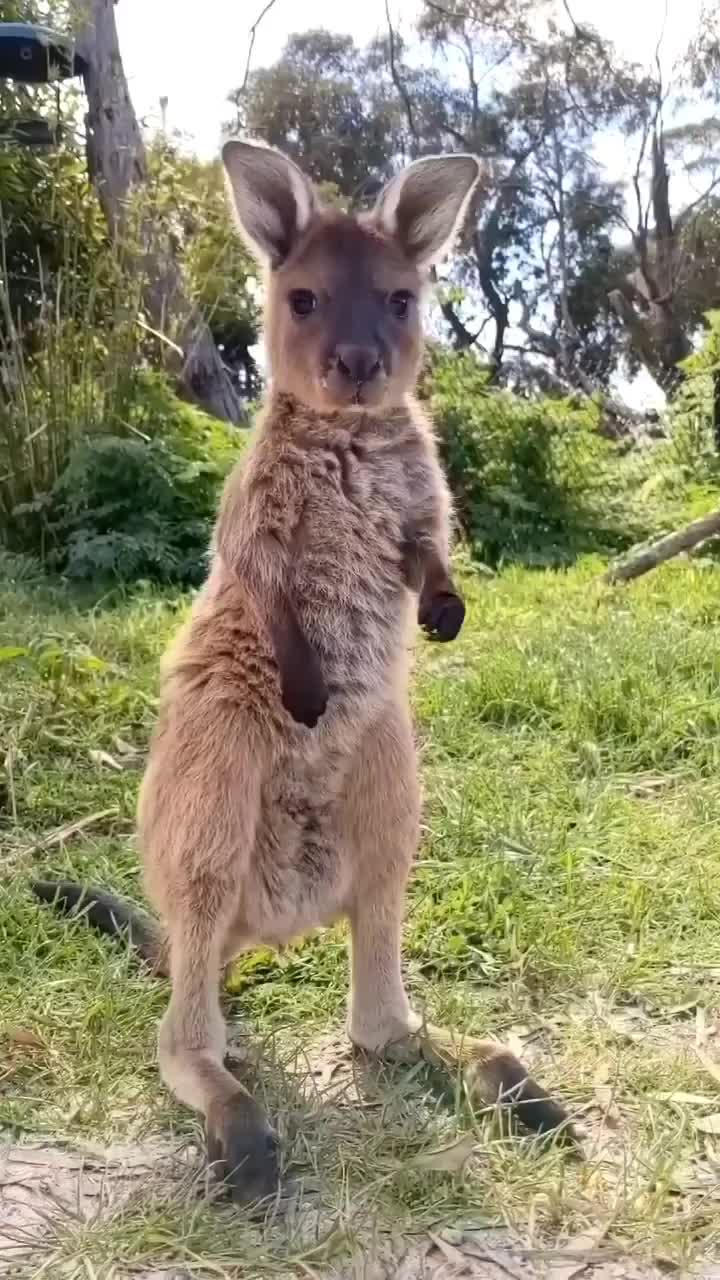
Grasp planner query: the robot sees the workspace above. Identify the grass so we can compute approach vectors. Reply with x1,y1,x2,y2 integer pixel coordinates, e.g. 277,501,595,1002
3,552,720,1274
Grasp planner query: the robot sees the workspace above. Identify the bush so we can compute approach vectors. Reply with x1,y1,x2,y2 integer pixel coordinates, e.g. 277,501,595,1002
424,350,637,565
13,375,245,585
613,316,720,541
0,130,259,560
667,311,720,480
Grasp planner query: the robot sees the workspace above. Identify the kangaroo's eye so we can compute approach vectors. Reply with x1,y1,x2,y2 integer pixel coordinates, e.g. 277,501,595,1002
289,289,317,317
389,290,413,319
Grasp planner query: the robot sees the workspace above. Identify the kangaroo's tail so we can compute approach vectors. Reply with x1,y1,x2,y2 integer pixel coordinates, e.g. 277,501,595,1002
31,880,168,976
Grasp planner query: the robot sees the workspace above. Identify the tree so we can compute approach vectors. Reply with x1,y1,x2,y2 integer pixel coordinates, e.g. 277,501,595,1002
145,142,260,398
411,1,647,390
602,8,720,401
607,110,720,397
77,0,244,422
228,29,410,200
232,6,720,406
231,16,639,397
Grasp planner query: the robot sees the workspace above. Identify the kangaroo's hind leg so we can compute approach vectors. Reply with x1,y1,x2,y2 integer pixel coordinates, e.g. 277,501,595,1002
141,723,279,1204
340,699,572,1140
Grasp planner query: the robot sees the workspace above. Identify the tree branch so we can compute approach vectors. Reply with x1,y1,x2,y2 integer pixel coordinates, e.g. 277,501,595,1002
239,0,280,102
384,0,419,149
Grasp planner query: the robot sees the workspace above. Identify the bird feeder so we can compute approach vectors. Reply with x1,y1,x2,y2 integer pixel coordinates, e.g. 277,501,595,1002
0,22,87,147
0,22,86,84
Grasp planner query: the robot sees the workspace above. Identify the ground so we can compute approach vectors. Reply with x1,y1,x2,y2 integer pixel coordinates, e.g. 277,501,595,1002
3,556,720,1277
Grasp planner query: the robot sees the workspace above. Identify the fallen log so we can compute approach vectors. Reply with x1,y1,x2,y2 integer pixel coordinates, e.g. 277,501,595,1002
605,508,720,584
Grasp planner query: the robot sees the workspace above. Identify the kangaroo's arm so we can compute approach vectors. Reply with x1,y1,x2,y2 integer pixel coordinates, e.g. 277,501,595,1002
214,451,327,728
402,447,466,644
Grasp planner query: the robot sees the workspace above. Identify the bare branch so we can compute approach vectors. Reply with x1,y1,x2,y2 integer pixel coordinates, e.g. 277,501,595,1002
678,170,720,222
384,0,419,149
423,0,472,23
560,0,581,35
239,0,281,101
434,282,482,350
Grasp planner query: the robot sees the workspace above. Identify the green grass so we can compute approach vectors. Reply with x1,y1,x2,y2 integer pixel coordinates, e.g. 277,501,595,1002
3,554,720,1274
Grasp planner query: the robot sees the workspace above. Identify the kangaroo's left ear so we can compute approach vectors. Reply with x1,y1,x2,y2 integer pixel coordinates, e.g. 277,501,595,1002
372,153,481,268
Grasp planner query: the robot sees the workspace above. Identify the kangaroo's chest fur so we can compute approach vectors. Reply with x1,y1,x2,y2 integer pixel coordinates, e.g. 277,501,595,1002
210,397,441,714
151,399,446,945
289,427,419,697
244,411,431,939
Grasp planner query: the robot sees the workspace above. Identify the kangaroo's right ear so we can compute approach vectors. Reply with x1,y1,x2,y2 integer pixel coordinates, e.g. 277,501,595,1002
222,139,318,268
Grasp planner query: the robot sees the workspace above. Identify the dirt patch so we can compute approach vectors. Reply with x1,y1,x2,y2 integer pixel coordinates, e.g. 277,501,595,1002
0,1133,682,1279
324,1232,676,1280
0,1134,197,1273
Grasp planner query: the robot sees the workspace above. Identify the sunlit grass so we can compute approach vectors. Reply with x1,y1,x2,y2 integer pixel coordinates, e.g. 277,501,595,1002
3,556,720,1274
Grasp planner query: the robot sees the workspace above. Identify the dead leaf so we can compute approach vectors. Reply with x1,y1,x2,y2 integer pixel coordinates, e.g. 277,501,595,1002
694,1112,720,1135
696,1046,720,1089
653,1091,719,1106
89,749,123,771
669,1160,720,1195
629,774,674,797
427,1230,470,1271
408,1132,477,1174
5,1027,44,1049
545,1227,609,1280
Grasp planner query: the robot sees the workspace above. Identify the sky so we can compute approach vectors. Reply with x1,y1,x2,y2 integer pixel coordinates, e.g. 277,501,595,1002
115,0,708,409
116,0,704,162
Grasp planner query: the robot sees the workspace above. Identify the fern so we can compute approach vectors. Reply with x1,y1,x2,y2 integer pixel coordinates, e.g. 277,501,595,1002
29,380,247,585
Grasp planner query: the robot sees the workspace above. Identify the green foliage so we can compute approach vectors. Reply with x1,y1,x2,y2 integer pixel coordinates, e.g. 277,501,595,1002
34,376,245,585
145,143,260,393
231,30,407,199
0,242,147,534
0,136,257,577
424,350,632,565
668,310,720,474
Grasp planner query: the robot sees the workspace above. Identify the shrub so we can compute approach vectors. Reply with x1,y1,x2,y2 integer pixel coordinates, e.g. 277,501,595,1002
0,131,259,561
612,316,720,541
667,311,720,479
13,375,245,585
423,350,632,565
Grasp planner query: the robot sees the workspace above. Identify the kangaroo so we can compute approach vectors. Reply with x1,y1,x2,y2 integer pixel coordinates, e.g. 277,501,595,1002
33,141,570,1204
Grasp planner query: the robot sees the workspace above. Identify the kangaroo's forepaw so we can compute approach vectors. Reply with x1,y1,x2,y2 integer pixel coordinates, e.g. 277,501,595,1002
419,590,465,642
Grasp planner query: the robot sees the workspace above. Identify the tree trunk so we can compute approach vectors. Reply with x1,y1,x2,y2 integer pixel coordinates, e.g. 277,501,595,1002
713,368,720,452
609,128,691,399
78,0,243,424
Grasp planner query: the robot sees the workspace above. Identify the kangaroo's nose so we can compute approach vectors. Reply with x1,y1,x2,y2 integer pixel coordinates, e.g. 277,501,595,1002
335,345,382,386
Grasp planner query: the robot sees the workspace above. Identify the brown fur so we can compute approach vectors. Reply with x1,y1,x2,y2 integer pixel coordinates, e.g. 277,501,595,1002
34,145,571,1203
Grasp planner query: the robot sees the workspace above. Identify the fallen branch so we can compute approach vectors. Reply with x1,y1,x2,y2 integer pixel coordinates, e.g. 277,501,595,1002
605,508,720,584
19,808,119,857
